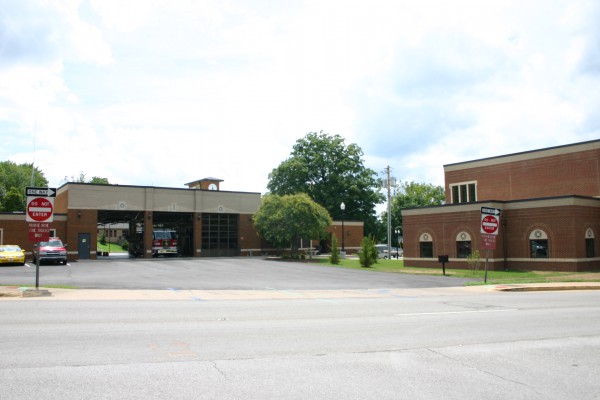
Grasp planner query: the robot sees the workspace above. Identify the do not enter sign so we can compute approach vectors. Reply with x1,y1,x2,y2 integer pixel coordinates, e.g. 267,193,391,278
481,214,499,235
26,197,54,222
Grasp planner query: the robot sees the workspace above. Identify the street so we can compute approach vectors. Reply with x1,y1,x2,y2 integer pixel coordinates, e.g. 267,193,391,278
1,288,600,399
1,259,599,399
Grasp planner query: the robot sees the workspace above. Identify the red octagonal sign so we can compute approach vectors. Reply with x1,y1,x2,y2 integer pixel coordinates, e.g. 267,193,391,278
481,215,499,235
27,197,54,222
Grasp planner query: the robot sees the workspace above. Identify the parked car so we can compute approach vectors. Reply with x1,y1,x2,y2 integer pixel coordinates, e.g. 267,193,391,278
375,245,403,259
33,238,68,265
0,244,26,266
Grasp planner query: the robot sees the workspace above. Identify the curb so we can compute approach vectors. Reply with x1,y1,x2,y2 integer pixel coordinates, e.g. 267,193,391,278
494,283,600,292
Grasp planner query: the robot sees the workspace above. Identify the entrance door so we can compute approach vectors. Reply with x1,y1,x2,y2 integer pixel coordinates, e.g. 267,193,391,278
78,233,91,260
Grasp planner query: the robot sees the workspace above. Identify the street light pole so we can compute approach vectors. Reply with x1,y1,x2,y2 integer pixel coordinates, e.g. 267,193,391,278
340,202,345,253
394,228,400,259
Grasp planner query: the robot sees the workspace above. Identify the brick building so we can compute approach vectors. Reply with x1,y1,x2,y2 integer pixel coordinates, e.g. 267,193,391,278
402,139,600,272
0,178,364,261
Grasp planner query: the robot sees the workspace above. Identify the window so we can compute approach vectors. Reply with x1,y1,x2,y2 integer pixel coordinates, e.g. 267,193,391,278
419,232,433,258
456,232,472,258
450,181,477,204
586,229,595,258
529,229,549,258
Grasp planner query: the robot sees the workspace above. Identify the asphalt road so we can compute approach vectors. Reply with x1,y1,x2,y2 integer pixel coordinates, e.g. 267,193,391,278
0,257,475,289
1,291,600,399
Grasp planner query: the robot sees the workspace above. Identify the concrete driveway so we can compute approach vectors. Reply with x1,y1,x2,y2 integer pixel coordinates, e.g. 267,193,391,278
0,257,474,290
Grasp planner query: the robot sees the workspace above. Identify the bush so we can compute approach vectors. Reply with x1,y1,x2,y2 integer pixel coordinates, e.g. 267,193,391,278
329,235,340,264
467,250,481,273
358,237,376,268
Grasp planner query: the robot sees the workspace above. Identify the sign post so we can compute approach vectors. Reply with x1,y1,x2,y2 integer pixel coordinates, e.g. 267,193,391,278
480,207,501,283
26,187,56,290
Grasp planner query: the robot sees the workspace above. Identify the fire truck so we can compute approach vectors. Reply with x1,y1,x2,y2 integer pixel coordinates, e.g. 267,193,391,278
152,229,178,257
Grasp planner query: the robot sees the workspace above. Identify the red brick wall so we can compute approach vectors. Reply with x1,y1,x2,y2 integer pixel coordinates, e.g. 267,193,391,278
0,213,68,259
445,148,600,202
239,213,262,255
329,222,364,254
403,203,600,272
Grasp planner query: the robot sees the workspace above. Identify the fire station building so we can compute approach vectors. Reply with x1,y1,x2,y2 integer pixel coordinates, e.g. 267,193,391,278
0,178,364,260
402,139,600,272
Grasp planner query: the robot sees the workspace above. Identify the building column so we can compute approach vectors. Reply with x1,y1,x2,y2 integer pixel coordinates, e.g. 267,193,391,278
144,211,153,258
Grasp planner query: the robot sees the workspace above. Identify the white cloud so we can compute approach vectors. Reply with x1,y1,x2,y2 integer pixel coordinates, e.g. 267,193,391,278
1,0,599,203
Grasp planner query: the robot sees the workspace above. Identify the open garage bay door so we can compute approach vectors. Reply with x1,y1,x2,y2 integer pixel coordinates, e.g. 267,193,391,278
97,210,194,258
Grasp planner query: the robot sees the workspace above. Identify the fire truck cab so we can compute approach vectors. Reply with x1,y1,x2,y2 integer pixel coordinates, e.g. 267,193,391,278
152,229,178,257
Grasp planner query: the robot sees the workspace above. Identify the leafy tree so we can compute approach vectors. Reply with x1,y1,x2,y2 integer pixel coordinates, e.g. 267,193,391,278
388,181,445,245
329,234,340,264
89,176,110,184
267,131,384,237
253,193,332,256
66,172,110,184
0,161,48,212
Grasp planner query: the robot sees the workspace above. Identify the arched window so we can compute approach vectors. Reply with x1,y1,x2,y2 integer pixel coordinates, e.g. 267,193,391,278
419,232,433,258
585,228,595,258
456,231,472,258
529,229,548,258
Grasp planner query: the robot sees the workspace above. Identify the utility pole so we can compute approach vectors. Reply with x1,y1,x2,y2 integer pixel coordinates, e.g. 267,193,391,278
385,165,392,258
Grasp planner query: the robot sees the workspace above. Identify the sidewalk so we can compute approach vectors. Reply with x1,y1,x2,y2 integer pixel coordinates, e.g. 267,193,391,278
1,282,600,301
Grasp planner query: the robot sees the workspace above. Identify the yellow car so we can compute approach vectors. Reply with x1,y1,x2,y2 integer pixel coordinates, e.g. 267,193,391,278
0,244,26,266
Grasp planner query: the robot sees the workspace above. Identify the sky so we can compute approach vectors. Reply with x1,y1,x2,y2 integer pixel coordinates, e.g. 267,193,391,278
1,0,599,199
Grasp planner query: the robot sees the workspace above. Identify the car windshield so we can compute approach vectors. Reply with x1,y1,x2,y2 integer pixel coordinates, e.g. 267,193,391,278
40,241,63,247
0,246,21,252
154,231,175,240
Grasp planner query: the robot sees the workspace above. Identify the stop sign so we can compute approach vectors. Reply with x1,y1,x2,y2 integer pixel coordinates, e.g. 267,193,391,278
27,197,54,222
481,215,499,235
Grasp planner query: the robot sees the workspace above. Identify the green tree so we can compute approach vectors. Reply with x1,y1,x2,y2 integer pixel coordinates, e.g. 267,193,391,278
387,181,445,245
89,176,110,184
66,172,110,184
0,161,48,212
267,131,384,237
253,193,332,256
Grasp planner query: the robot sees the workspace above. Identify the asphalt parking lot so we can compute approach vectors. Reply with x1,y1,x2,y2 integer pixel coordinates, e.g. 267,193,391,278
0,257,475,290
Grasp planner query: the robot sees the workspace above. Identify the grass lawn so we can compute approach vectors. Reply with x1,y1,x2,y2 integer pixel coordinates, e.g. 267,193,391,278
314,257,600,285
97,242,127,253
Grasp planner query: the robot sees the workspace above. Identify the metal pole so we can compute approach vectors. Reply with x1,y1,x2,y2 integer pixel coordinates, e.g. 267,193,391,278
386,166,392,258
484,248,490,283
341,211,345,252
35,250,40,290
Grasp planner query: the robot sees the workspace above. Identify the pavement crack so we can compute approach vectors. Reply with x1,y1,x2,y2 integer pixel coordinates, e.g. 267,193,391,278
425,348,542,395
210,360,228,378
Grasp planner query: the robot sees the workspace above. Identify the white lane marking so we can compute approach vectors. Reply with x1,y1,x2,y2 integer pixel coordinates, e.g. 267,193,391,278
395,309,516,316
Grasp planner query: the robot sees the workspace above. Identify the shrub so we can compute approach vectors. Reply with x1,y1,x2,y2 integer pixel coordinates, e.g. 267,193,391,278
358,237,376,268
329,235,340,264
467,250,481,273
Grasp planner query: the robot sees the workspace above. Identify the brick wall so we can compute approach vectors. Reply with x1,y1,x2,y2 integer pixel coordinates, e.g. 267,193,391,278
403,201,600,272
0,213,68,259
445,146,600,202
